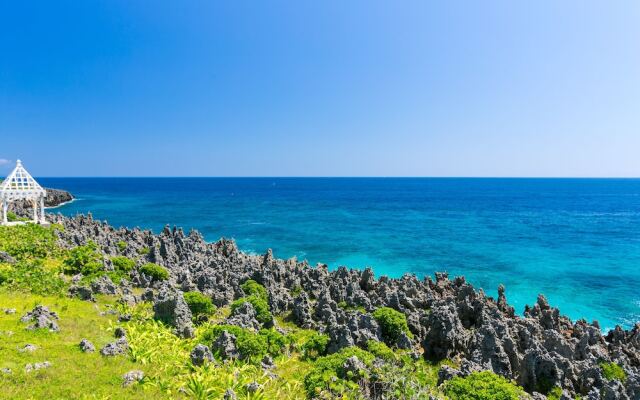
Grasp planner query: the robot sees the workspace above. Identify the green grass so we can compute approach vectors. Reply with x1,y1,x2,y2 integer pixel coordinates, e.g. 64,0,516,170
0,291,167,399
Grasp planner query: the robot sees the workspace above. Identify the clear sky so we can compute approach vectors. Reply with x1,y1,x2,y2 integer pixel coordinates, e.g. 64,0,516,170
1,1,639,177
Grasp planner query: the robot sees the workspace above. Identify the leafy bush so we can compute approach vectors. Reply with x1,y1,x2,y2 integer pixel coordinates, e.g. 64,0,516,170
260,328,292,356
372,307,412,343
290,285,303,297
63,241,103,275
367,340,396,361
600,362,626,382
304,346,375,397
0,259,67,295
0,224,61,260
184,291,216,319
137,247,151,255
116,241,128,252
241,279,268,299
231,296,272,325
202,324,292,362
140,263,169,281
547,386,563,400
302,332,329,359
6,211,28,222
444,371,524,400
231,280,273,325
110,256,135,273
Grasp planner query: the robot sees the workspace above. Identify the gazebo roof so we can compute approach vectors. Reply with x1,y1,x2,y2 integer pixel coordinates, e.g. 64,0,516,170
0,160,46,201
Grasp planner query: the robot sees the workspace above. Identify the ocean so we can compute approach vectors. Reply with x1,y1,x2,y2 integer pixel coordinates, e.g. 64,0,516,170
40,177,640,330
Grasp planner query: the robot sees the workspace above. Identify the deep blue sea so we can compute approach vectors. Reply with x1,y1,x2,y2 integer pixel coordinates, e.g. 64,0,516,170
39,178,640,330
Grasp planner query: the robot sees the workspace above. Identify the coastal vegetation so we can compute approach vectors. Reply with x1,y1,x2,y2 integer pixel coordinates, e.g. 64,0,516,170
600,362,627,382
0,223,458,399
443,371,524,400
1,215,637,399
140,262,169,281
372,306,413,342
184,291,216,321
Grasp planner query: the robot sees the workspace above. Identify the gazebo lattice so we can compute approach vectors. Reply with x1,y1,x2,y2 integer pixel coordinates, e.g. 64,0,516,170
0,160,47,225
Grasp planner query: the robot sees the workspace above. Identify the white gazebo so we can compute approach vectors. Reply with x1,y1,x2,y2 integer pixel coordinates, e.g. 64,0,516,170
0,160,47,225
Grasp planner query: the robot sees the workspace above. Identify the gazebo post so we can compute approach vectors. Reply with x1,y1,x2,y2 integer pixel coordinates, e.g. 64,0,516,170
32,199,38,223
40,196,46,224
1,199,7,225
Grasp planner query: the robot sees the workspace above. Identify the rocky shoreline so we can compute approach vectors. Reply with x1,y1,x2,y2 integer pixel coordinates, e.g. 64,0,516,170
9,187,635,399
36,209,637,400
8,188,74,216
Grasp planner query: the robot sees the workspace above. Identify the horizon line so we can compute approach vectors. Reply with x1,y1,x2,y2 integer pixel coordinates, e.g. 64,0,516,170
35,176,640,179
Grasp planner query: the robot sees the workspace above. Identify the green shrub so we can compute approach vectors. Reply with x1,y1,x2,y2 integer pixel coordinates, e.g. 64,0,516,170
137,247,151,255
547,386,563,400
117,241,128,252
202,324,291,362
241,279,268,299
140,263,169,281
600,362,626,382
0,224,61,260
302,332,329,359
259,328,293,356
231,280,273,324
444,371,524,400
290,285,303,297
372,307,412,344
0,259,67,296
110,256,135,273
304,346,375,397
231,295,273,325
6,211,16,222
184,291,215,319
63,241,103,275
367,340,396,361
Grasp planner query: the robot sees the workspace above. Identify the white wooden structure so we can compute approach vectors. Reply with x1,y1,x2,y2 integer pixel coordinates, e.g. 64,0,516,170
0,160,47,225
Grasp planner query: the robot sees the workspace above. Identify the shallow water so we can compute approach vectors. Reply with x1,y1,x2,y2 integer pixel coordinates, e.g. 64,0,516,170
40,177,640,330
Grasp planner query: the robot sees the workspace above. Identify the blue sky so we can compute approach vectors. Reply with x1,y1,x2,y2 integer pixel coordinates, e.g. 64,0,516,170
1,1,639,177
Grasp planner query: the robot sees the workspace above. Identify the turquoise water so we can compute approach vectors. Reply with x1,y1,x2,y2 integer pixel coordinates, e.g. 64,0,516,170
41,178,640,330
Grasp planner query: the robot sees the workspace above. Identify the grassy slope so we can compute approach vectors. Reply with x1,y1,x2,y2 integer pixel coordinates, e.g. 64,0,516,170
0,292,164,399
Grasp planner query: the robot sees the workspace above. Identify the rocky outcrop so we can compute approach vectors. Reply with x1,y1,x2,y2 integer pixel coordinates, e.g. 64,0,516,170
212,330,239,360
100,337,129,356
122,370,144,387
79,339,95,352
68,285,94,301
91,276,118,295
190,344,214,366
226,301,261,331
20,305,60,332
25,361,51,373
153,285,195,338
9,188,73,218
0,251,16,264
50,213,640,398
